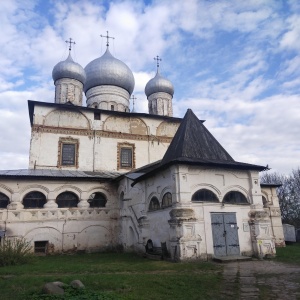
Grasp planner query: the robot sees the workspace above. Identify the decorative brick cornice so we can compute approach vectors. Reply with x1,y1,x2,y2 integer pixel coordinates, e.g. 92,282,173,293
32,125,173,143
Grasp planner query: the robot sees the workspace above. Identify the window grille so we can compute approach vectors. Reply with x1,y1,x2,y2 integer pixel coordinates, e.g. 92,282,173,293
34,241,48,254
121,148,132,168
23,191,46,208
192,189,219,202
88,192,107,207
56,192,79,208
61,144,76,165
223,191,248,204
162,192,172,207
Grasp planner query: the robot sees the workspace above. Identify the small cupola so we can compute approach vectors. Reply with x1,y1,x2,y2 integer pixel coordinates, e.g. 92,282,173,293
52,38,86,106
145,56,174,116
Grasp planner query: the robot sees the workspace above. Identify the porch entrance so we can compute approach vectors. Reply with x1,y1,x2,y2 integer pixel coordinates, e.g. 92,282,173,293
211,213,240,257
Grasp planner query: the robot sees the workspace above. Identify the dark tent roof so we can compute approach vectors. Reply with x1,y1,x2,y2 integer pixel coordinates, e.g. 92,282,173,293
130,109,267,186
161,109,234,164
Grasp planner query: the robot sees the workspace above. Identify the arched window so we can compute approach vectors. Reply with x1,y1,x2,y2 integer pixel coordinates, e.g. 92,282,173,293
162,192,172,208
149,197,160,211
88,192,107,208
262,196,268,208
192,189,218,202
0,193,9,209
23,191,46,208
56,192,79,208
223,191,248,204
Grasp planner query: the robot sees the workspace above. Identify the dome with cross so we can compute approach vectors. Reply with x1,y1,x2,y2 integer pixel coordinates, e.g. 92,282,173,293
52,52,86,84
84,48,135,95
145,70,174,98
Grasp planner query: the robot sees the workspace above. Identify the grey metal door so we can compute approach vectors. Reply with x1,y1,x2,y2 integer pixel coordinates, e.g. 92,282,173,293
211,213,240,256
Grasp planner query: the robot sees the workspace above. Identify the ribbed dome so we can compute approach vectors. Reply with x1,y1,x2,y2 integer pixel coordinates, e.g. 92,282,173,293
52,53,86,84
145,71,174,97
84,48,135,94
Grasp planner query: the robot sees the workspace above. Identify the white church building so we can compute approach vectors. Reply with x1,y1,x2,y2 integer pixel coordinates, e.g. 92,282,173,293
0,38,285,260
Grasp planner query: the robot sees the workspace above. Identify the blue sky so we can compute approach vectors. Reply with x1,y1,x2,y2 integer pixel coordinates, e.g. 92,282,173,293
0,0,299,175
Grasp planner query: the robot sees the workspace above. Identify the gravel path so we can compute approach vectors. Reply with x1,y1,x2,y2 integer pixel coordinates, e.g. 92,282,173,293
221,260,300,299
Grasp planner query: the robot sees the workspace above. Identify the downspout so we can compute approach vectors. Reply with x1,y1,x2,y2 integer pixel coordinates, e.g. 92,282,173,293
62,219,67,252
202,208,208,261
93,130,96,172
147,126,150,164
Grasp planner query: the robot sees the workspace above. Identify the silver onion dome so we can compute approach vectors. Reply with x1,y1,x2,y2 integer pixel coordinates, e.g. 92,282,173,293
145,71,174,97
52,53,86,84
84,48,135,94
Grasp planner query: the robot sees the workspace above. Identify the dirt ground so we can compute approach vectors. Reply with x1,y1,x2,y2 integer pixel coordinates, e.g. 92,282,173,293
221,260,300,299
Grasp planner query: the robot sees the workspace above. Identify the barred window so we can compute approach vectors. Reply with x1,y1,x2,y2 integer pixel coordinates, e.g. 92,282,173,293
62,144,76,165
23,191,46,208
223,191,248,204
149,197,160,211
162,192,172,208
0,192,9,209
88,192,107,208
121,148,132,168
56,192,79,208
192,189,219,202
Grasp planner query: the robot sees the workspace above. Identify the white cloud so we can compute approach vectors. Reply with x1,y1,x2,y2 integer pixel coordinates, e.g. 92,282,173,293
0,0,299,176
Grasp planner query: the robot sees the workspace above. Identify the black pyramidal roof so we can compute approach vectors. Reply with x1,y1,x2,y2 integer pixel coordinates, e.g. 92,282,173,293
130,109,267,186
161,109,234,164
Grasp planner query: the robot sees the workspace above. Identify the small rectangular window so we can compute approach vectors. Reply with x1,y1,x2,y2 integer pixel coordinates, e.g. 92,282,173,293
62,144,76,165
121,148,132,168
94,112,100,120
34,241,48,254
118,143,135,170
111,105,114,111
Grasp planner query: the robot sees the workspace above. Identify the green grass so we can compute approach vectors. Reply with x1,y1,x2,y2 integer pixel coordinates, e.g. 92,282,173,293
275,243,300,265
0,253,222,300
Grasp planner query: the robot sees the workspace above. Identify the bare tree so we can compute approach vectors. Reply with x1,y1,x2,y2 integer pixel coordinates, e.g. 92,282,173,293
260,168,300,228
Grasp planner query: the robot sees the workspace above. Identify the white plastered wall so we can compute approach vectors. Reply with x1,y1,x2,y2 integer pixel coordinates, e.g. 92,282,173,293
29,105,180,172
121,164,266,259
0,179,119,253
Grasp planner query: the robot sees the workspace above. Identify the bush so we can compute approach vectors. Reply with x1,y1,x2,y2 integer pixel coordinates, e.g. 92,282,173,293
0,237,32,266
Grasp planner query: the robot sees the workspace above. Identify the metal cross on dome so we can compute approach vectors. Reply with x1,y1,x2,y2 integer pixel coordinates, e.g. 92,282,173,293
154,55,162,71
100,31,115,47
65,38,76,52
131,95,137,111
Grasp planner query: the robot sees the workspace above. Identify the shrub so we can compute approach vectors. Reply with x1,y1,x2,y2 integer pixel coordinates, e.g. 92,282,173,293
0,237,32,266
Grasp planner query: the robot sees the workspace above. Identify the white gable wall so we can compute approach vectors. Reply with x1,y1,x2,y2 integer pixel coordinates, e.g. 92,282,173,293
119,164,281,259
29,105,180,172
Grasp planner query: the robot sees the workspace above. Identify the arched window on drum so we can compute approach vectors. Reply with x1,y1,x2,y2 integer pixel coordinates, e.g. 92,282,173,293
192,189,219,202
